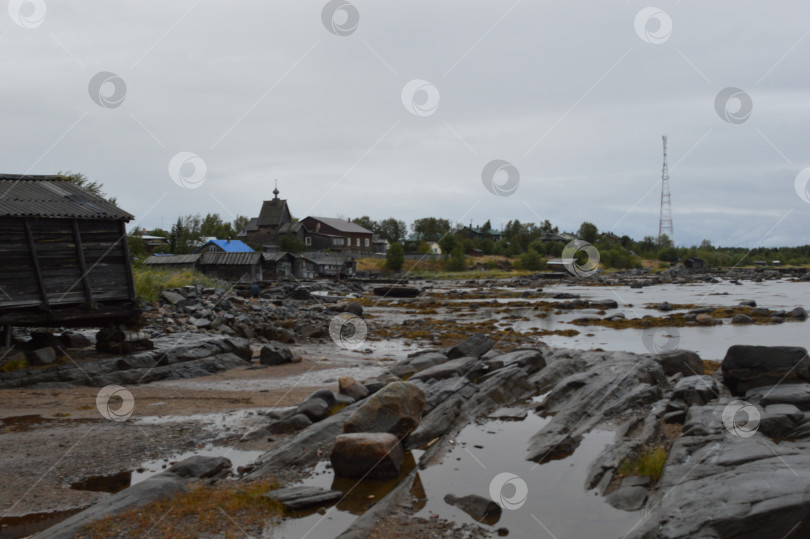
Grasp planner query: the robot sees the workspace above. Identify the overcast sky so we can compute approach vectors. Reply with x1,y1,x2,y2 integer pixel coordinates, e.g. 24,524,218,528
2,1,809,247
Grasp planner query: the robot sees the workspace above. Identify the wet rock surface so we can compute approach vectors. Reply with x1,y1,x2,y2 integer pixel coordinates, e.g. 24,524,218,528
330,432,405,479
722,345,810,395
34,456,231,539
343,381,426,439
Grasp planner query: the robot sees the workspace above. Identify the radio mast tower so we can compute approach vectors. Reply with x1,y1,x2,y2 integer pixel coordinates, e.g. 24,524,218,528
658,135,673,244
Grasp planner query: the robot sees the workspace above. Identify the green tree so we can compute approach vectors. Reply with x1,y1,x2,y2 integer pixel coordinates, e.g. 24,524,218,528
481,220,492,233
200,213,233,239
446,247,467,271
658,246,679,263
59,171,117,205
439,234,459,254
412,217,451,242
233,215,250,235
352,216,378,233
578,222,598,244
519,248,546,271
386,242,405,271
378,218,408,244
279,231,306,252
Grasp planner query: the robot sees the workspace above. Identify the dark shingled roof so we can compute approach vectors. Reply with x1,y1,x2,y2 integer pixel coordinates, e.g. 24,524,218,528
256,198,291,227
0,174,133,221
307,216,372,234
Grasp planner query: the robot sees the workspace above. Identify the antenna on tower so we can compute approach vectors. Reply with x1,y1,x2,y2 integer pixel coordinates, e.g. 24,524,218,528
658,135,673,245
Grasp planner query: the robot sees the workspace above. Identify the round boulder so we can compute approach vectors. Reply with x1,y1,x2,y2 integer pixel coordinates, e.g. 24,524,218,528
339,375,369,401
260,342,293,365
343,302,364,317
330,433,404,479
732,314,754,325
343,381,426,439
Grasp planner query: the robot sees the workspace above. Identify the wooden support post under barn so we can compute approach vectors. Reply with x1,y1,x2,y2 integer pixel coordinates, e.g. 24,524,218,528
0,174,139,328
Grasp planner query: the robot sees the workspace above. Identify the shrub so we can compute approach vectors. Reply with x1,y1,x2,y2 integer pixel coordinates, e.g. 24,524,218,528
519,248,547,271
1,358,28,372
386,242,405,271
445,247,467,272
133,268,219,302
619,445,667,481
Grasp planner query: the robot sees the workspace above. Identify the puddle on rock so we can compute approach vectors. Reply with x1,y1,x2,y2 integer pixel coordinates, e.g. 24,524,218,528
70,470,132,493
0,508,84,539
130,445,264,484
415,413,640,538
267,451,420,539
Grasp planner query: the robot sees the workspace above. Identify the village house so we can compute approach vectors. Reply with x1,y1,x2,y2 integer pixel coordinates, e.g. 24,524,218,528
458,225,503,242
300,216,374,252
0,174,138,335
194,238,254,254
198,252,263,282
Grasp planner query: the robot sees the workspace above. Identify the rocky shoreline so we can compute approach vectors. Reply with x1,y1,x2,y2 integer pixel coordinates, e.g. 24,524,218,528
2,273,809,538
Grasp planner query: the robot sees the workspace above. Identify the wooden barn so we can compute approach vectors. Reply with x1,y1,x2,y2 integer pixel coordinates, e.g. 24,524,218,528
199,252,263,282
0,174,138,332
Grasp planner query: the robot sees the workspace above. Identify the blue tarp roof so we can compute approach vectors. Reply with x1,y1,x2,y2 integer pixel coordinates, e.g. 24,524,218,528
194,239,254,253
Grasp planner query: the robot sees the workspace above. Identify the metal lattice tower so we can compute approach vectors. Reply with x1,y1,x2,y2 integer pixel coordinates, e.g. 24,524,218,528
658,135,673,243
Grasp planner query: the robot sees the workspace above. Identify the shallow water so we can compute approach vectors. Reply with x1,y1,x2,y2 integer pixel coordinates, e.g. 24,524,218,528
271,401,638,539
427,279,810,360
413,414,637,539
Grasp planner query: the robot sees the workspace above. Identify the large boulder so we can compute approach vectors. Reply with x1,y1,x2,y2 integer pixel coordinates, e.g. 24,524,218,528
655,349,704,377
339,376,369,401
445,333,494,360
259,342,293,365
721,345,810,395
343,381,425,439
672,375,719,406
330,433,404,479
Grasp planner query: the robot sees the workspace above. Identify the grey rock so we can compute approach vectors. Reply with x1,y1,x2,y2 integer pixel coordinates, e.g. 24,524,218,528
295,398,331,422
788,306,808,319
306,388,337,407
655,349,704,377
58,332,93,349
746,384,810,411
260,342,293,365
739,299,757,307
330,432,404,479
443,493,502,521
672,375,719,406
343,301,363,317
339,376,369,401
26,346,57,366
344,381,426,439
722,345,810,395
445,333,494,359
409,356,480,382
731,313,754,324
606,480,648,511
161,290,185,305
35,457,230,539
627,402,810,539
263,486,342,510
